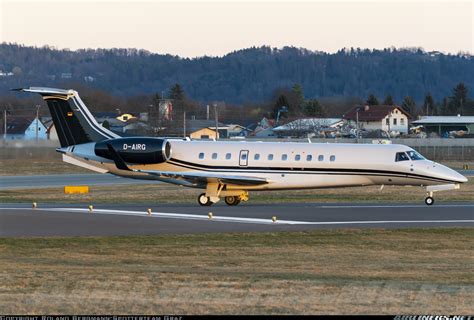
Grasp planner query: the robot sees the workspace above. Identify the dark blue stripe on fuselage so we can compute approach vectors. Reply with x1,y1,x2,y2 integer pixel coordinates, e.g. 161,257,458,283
167,158,455,184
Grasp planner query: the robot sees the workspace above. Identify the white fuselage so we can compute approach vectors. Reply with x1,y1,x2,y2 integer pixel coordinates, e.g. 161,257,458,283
66,140,467,191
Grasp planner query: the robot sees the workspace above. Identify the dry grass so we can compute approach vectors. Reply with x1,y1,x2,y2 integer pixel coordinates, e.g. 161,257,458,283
0,229,472,314
1,179,473,204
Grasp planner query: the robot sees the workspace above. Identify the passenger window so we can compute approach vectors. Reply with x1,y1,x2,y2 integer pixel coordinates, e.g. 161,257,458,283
395,152,409,162
254,154,260,160
330,155,336,162
281,154,288,161
212,153,218,160
318,155,324,161
306,155,312,161
295,155,301,161
226,153,231,160
241,153,247,160
199,152,204,159
268,154,274,160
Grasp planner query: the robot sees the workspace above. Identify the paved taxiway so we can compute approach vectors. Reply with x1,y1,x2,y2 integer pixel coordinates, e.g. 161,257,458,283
0,203,472,237
1,170,473,190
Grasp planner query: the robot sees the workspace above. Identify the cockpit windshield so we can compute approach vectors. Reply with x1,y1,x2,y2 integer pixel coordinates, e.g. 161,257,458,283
406,150,425,160
395,152,409,162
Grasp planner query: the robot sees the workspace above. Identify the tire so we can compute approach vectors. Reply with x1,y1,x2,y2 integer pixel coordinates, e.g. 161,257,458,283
225,196,241,206
424,196,434,206
198,193,212,206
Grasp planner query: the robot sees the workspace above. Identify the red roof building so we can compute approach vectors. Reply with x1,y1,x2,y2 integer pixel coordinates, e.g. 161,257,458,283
343,105,411,134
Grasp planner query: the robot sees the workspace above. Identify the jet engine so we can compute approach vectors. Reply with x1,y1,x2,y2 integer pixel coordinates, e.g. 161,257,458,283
94,137,172,164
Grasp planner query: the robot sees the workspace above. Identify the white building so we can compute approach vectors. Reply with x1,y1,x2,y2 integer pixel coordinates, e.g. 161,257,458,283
343,105,410,134
24,118,48,140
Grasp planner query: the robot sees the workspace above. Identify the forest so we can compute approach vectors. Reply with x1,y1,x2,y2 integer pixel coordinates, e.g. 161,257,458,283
1,43,473,122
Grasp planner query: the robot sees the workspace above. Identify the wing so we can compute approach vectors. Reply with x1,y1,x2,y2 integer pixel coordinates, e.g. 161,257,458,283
104,143,268,187
133,168,269,187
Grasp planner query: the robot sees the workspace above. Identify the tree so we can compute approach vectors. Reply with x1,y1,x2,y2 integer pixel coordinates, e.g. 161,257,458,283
273,94,290,120
423,93,436,116
292,83,305,112
440,97,450,115
366,94,379,106
452,82,468,115
401,96,416,116
303,99,326,117
383,95,394,105
169,83,185,101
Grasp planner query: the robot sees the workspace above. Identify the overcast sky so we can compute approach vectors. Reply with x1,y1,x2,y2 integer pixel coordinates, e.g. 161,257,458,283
1,0,472,57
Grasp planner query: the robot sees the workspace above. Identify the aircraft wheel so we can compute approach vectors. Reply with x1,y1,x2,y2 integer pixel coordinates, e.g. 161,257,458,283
424,196,434,206
198,193,212,206
225,196,241,206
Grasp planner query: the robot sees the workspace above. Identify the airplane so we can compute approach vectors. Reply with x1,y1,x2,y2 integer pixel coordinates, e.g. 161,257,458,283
16,87,468,206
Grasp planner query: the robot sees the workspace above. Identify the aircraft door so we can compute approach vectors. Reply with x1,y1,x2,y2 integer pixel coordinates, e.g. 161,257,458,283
239,150,249,167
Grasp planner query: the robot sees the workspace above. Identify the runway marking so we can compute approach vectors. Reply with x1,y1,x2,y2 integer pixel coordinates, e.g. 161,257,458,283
1,207,473,226
321,204,474,209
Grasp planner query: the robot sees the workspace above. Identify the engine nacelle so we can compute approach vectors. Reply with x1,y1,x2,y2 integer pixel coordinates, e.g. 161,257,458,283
94,137,172,164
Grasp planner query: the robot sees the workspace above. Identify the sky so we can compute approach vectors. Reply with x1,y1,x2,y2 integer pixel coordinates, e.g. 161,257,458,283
0,0,472,57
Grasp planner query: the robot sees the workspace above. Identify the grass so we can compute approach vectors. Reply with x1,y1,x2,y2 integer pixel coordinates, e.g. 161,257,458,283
1,179,473,204
0,228,472,314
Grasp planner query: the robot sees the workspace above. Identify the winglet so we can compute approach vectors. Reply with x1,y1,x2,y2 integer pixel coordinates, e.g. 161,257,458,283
106,143,131,171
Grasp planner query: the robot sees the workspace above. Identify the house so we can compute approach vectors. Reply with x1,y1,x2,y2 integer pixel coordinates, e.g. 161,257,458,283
411,116,474,137
226,124,253,137
24,118,48,140
1,117,48,140
1,118,31,140
343,105,410,134
251,117,276,137
116,113,137,122
273,118,344,137
187,120,227,139
46,123,59,141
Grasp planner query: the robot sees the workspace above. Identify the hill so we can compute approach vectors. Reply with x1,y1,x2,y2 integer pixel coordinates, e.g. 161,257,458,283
0,43,473,104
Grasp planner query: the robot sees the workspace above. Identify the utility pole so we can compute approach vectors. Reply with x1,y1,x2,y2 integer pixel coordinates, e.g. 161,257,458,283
3,109,7,140
183,111,186,138
206,104,210,120
35,105,41,141
213,103,218,140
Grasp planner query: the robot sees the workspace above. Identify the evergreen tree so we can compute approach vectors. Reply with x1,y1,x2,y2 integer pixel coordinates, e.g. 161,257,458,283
366,94,379,106
383,95,394,105
401,96,416,116
292,83,305,111
423,93,436,116
303,99,326,117
169,84,185,101
440,97,450,115
452,82,468,115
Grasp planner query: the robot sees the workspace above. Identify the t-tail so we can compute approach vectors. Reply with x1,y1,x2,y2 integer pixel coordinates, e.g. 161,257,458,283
13,87,120,147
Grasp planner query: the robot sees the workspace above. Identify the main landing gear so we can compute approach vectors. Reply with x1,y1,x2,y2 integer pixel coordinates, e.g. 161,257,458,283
197,186,249,206
198,193,245,206
224,196,241,206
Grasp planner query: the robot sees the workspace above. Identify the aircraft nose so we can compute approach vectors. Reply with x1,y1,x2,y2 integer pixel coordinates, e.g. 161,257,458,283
437,163,468,183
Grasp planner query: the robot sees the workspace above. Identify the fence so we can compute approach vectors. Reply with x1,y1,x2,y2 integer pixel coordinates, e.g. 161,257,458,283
2,138,474,161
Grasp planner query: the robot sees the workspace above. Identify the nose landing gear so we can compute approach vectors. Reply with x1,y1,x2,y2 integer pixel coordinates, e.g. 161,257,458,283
424,195,434,206
198,193,213,206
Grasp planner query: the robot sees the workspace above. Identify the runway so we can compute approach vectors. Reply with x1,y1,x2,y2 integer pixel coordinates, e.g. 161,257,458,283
1,170,472,190
0,202,473,237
